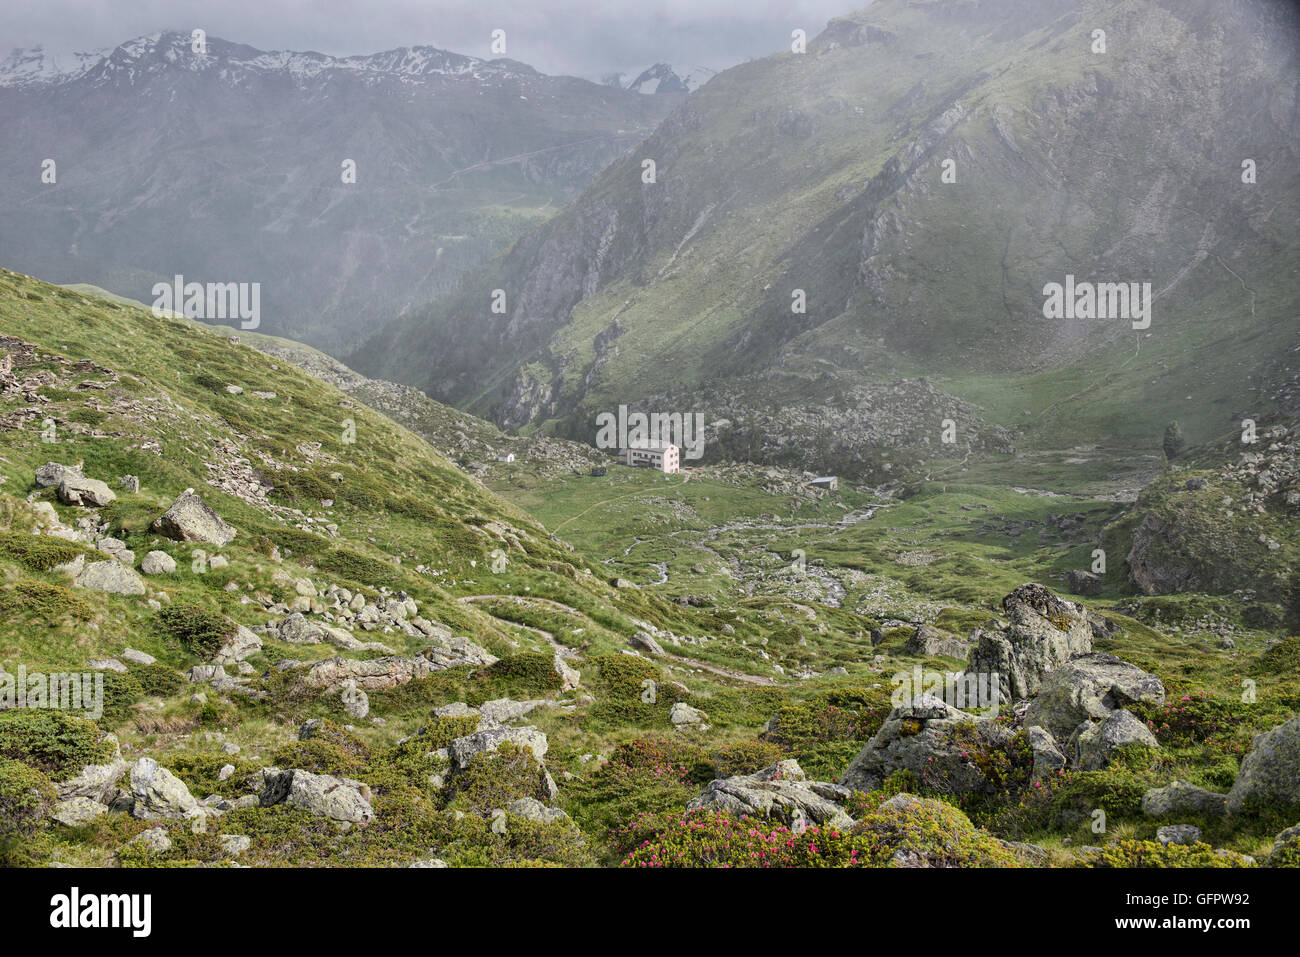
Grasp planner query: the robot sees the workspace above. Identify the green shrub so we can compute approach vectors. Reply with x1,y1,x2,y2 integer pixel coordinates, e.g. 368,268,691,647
416,715,480,750
1269,828,1300,867
851,794,1021,868
167,754,261,798
0,709,110,779
1254,637,1300,678
301,719,371,757
0,757,56,837
712,740,784,777
192,371,226,393
0,532,87,572
617,810,867,867
445,741,547,814
67,408,107,426
1131,691,1264,750
617,796,1014,869
486,653,563,695
265,468,335,504
319,548,399,588
565,737,713,854
1086,840,1255,868
0,579,92,621
155,602,236,659
98,670,145,727
760,694,887,779
131,664,185,698
272,739,366,778
592,654,660,698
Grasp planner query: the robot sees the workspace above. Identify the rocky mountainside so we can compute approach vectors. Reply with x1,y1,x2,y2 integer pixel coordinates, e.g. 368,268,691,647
354,0,1300,471
0,31,678,350
2,272,1297,870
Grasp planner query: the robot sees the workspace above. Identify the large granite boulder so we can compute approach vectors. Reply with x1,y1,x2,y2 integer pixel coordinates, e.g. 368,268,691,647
51,796,108,826
1023,652,1165,745
448,725,548,771
1067,569,1103,596
689,760,855,831
58,758,129,804
140,550,177,575
1027,725,1067,781
1075,709,1160,770
35,462,82,488
301,655,433,692
507,797,571,825
277,613,326,644
553,653,581,692
74,560,146,595
129,758,202,821
1268,824,1300,866
151,490,236,546
259,768,374,823
213,625,262,666
964,583,1093,701
57,476,116,508
906,624,971,659
421,636,499,670
839,694,1012,796
1141,780,1228,818
1227,714,1300,814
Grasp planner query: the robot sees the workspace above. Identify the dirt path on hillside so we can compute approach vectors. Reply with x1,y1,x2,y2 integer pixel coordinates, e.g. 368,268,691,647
457,594,577,658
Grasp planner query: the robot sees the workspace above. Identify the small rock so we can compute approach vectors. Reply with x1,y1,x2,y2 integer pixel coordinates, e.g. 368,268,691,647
1157,824,1203,846
51,797,108,827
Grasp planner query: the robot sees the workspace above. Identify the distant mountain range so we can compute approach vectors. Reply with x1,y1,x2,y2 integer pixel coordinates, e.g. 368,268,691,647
0,31,679,350
352,0,1300,474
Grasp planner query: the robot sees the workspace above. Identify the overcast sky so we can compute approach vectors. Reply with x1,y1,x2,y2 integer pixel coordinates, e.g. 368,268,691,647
2,0,867,79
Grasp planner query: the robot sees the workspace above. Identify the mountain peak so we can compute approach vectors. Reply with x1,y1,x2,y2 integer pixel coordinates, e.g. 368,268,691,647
0,32,531,89
605,61,713,94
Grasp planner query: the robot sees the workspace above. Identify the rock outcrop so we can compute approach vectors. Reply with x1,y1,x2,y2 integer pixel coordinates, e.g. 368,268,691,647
1075,709,1160,770
57,475,116,507
906,624,971,659
688,760,855,831
1141,780,1228,818
964,583,1092,701
129,758,203,821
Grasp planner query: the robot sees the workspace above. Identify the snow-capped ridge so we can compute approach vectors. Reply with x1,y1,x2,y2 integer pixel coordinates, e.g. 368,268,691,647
0,31,532,89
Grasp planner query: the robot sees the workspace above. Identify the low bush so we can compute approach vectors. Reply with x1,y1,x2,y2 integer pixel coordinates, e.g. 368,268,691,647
155,602,236,659
0,709,110,779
